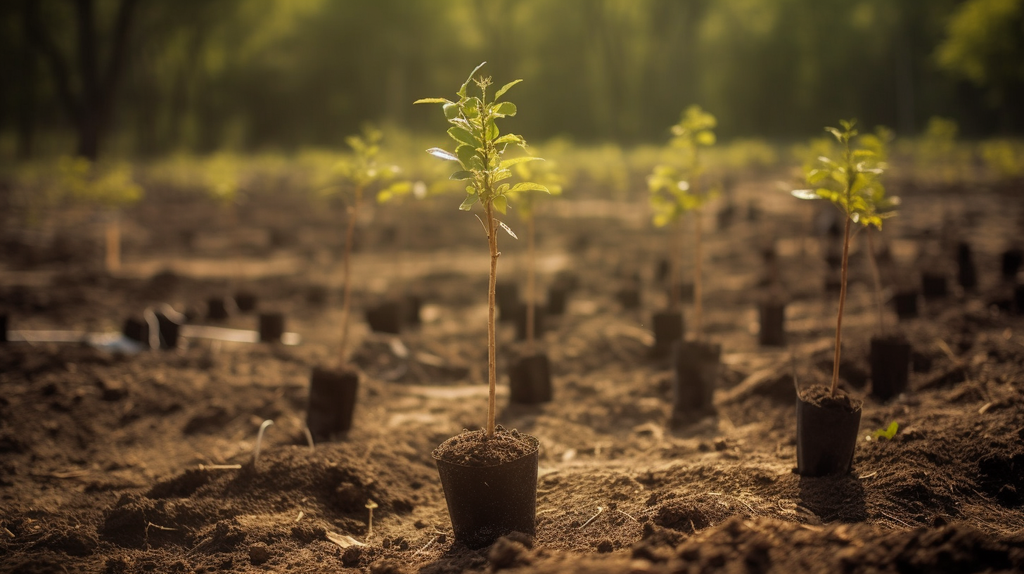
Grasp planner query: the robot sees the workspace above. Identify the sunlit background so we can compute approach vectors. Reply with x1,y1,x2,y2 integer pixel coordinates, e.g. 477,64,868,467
1,0,1022,161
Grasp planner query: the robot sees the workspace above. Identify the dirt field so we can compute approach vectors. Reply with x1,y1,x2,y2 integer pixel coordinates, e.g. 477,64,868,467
2,175,1023,573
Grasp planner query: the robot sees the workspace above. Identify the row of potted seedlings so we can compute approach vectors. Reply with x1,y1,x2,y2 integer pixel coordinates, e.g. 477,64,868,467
10,68,1020,554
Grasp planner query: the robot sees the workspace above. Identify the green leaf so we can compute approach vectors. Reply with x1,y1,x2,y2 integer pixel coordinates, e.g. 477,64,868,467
494,134,524,146
871,421,898,440
493,194,508,214
443,102,460,120
426,147,458,161
459,192,478,211
485,119,499,142
456,145,480,169
449,171,474,181
458,62,487,97
493,102,517,117
414,98,448,104
448,126,480,147
494,79,523,101
498,156,542,170
509,182,549,194
696,130,716,146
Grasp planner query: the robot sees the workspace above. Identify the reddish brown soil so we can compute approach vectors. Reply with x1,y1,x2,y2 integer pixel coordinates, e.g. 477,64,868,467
1,177,1023,573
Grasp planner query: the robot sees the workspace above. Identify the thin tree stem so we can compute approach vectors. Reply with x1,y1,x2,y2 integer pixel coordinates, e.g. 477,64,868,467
338,185,362,371
669,218,682,311
485,200,499,438
831,214,852,397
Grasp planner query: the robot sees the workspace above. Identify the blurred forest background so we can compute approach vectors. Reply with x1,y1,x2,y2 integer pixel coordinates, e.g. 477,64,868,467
1,0,1022,161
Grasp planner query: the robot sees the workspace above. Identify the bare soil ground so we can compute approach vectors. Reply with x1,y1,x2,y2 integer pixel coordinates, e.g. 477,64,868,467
1,176,1023,573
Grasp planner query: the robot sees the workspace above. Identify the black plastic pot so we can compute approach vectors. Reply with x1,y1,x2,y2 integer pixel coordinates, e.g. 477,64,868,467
509,352,552,404
514,304,545,341
207,297,230,321
651,311,684,359
921,272,949,300
259,312,285,343
616,286,641,310
366,301,402,334
0,314,7,344
671,340,720,422
796,386,861,476
306,367,359,441
1001,248,1023,281
869,335,911,401
154,310,183,350
546,285,568,316
758,301,786,347
956,242,978,291
893,290,919,320
234,291,258,313
496,282,520,323
122,316,155,349
433,435,539,549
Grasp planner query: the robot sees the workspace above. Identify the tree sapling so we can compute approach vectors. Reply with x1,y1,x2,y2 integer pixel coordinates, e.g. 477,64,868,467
857,127,910,401
306,126,406,441
648,105,721,419
416,62,545,548
791,119,894,475
508,158,563,404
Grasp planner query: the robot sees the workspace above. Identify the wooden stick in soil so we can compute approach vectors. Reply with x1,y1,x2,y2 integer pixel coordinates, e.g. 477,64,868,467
485,200,499,438
830,214,852,397
338,185,363,371
866,229,885,336
526,212,536,353
105,212,120,273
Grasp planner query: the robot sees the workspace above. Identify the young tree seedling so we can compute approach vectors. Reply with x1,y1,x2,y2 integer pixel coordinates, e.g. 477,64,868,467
318,126,406,370
59,156,143,273
792,120,897,397
648,105,717,338
509,159,563,352
416,62,548,437
858,126,899,335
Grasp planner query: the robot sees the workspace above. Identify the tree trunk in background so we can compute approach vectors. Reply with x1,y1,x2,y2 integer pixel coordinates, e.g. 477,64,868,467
26,0,140,161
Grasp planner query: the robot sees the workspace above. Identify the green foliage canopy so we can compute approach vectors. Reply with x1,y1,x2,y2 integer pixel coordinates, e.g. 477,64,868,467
648,105,717,228
415,63,548,221
792,120,899,230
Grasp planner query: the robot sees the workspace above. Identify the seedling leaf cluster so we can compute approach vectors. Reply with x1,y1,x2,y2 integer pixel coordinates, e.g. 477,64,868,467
648,105,718,228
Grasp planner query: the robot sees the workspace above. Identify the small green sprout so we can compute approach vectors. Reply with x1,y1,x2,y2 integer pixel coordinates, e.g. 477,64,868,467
792,119,899,397
648,105,717,336
416,62,548,438
870,421,899,441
